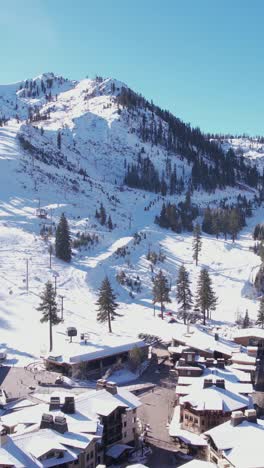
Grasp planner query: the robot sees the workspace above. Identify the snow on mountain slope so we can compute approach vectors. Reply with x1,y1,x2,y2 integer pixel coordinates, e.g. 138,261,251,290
220,136,264,171
0,72,76,121
0,74,263,367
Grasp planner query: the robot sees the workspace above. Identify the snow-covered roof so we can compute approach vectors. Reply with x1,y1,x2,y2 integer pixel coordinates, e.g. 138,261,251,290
234,327,264,339
180,385,249,412
182,461,215,468
48,337,147,365
205,418,264,468
176,365,253,399
172,324,240,357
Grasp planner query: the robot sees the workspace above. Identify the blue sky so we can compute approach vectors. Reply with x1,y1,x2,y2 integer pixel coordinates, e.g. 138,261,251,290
1,0,264,135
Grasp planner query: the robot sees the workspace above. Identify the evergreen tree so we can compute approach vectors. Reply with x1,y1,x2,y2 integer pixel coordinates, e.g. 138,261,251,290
195,268,217,325
55,213,72,262
256,297,264,329
152,270,171,319
57,130,61,149
228,208,241,242
192,223,202,266
37,281,60,352
107,215,113,230
99,203,106,225
242,310,250,329
176,265,193,324
96,276,119,332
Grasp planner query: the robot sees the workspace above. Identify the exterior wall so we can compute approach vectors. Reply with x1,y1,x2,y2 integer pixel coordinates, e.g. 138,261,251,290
180,405,231,434
176,367,203,377
234,336,264,347
121,408,137,444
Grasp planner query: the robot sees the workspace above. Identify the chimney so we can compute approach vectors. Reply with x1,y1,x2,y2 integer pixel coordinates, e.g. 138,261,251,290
178,358,185,367
40,413,54,429
62,396,75,414
205,358,215,368
215,333,219,341
54,415,68,434
49,396,61,411
203,378,213,388
216,358,225,369
215,379,225,389
0,425,8,446
231,411,245,427
245,409,257,424
96,379,107,391
106,381,118,395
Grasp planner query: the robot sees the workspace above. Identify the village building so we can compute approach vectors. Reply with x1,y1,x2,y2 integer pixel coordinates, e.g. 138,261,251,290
233,327,264,347
205,409,264,467
44,335,148,378
0,381,141,467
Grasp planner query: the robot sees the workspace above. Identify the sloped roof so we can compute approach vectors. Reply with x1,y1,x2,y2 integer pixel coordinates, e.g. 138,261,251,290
180,385,249,412
205,419,264,468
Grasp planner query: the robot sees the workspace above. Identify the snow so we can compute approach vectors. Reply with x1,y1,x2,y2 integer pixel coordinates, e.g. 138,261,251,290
205,418,264,468
169,406,207,446
0,74,263,370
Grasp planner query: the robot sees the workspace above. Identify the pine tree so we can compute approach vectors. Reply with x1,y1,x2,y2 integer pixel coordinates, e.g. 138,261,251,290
96,276,119,333
195,268,217,325
228,208,240,242
57,130,61,149
99,203,106,225
152,270,171,319
108,215,113,230
242,310,250,328
256,298,264,328
176,265,193,324
192,223,202,266
37,281,60,352
55,213,72,262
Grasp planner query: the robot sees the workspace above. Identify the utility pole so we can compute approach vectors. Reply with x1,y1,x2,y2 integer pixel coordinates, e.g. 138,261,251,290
59,295,65,321
53,271,59,295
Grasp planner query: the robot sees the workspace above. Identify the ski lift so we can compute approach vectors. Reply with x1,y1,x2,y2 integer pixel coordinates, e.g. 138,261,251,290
36,208,48,219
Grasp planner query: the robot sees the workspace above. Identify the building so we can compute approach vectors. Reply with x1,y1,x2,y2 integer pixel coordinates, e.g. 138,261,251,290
0,382,141,467
205,409,264,467
233,327,264,347
179,379,249,434
44,335,148,378
171,325,240,361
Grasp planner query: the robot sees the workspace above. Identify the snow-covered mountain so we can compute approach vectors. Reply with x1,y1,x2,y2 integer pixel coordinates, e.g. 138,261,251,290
0,72,263,367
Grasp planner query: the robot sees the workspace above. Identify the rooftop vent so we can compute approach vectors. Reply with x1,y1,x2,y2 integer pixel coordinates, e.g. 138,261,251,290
106,381,118,395
96,379,107,391
203,378,213,388
54,415,68,434
205,358,215,368
245,409,257,424
49,396,61,411
62,396,75,414
216,358,225,369
40,413,54,429
215,379,225,389
231,410,245,427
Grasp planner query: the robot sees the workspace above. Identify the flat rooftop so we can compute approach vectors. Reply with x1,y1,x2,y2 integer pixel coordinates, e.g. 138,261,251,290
46,334,147,365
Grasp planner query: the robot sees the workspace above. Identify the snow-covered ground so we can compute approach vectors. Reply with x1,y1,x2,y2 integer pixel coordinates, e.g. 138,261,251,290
0,74,263,368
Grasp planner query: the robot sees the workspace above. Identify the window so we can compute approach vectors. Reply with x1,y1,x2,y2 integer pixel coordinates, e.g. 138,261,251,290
133,428,136,433
133,417,137,423
90,451,94,458
123,421,127,428
194,418,198,424
123,432,127,438
185,414,188,420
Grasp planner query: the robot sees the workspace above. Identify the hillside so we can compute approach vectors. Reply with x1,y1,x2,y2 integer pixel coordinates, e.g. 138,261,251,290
0,73,263,367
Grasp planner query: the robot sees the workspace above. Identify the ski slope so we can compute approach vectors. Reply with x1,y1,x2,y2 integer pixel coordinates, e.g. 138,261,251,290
0,116,263,367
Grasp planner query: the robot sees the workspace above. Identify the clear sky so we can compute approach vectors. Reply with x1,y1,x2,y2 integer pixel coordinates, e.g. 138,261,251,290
1,0,264,135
